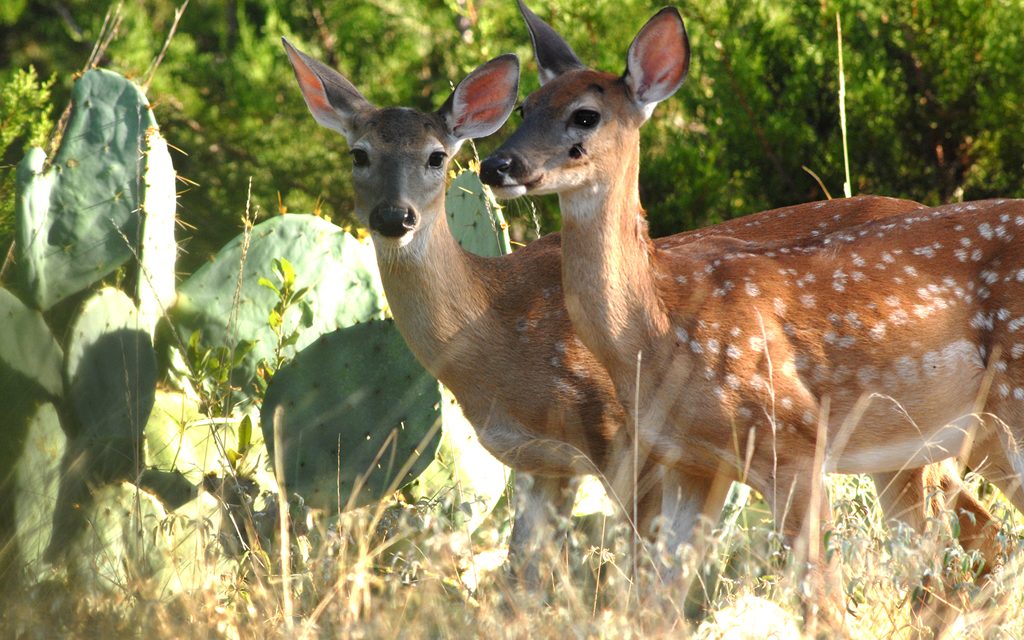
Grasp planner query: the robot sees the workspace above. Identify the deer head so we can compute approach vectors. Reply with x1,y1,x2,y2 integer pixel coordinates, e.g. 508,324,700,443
284,38,519,258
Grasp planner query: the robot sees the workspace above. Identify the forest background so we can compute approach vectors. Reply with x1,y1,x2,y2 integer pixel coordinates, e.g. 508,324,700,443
2,0,1023,279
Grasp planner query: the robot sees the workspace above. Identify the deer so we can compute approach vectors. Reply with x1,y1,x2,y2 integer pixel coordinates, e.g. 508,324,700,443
480,0,1018,624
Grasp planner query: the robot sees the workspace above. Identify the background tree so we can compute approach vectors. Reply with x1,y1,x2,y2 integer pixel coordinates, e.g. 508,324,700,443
2,0,1022,277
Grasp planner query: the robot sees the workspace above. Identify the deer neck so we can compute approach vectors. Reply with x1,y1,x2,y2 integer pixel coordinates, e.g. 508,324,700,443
372,211,493,379
557,144,672,390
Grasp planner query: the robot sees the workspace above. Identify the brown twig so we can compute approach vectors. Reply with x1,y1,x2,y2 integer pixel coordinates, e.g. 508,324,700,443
142,1,189,93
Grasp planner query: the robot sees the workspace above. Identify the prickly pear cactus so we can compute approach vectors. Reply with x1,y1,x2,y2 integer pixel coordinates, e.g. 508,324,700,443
0,287,63,429
170,215,384,396
136,128,177,337
261,318,442,511
64,481,169,597
407,385,508,532
445,170,511,257
65,287,157,481
1,402,65,585
0,287,65,580
15,69,167,311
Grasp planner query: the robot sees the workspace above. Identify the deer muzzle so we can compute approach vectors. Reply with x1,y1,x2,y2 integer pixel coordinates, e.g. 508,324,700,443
369,204,418,238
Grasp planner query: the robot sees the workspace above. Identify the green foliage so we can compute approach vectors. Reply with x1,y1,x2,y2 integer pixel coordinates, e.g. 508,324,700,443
136,129,178,337
643,0,1024,236
14,69,161,310
3,1,1022,258
0,66,54,243
406,386,509,533
261,319,443,512
0,66,53,155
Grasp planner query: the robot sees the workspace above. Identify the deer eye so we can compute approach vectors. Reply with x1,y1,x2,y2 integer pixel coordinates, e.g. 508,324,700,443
572,109,600,128
351,148,370,167
428,151,446,168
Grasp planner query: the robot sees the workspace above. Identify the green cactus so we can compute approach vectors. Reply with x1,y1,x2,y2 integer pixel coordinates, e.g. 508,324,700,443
144,390,272,490
0,402,65,587
64,481,169,597
0,288,65,582
0,287,63,428
407,385,509,532
170,215,384,399
15,69,166,311
64,287,156,482
445,170,511,257
136,128,177,338
261,318,442,511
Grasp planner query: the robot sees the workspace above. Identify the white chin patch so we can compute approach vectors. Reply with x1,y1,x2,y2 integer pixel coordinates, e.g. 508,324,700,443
373,231,415,249
489,184,528,199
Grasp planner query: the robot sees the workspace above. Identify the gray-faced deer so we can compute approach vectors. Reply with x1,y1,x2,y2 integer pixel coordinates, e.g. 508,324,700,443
481,0,1016,623
282,40,665,585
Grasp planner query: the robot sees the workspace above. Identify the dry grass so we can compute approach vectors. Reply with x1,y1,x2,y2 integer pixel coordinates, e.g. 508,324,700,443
3,468,1022,640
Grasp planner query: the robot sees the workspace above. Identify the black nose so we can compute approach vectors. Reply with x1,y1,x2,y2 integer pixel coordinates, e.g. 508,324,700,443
480,154,514,186
369,204,417,238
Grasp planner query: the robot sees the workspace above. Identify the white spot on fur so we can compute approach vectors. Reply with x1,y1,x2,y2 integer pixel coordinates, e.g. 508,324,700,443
857,366,879,386
870,323,887,340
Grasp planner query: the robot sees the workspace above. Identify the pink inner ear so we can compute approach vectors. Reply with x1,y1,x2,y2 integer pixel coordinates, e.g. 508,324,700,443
636,16,686,90
457,104,505,128
460,71,509,114
290,54,330,113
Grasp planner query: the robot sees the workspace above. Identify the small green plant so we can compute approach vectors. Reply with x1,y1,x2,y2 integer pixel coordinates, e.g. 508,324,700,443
255,256,313,395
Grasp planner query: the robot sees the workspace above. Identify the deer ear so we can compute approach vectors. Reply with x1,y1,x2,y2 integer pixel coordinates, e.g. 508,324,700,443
517,0,584,84
439,54,520,142
282,37,372,143
623,8,690,120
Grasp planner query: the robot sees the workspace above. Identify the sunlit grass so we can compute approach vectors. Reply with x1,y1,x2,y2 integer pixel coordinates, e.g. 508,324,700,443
3,467,1022,639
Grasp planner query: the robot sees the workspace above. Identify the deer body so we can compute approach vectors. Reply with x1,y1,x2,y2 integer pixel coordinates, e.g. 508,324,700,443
481,1,1013,621
282,41,668,583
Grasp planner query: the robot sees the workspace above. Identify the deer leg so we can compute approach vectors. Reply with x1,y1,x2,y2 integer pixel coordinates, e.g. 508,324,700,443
507,472,579,589
654,467,732,587
873,461,1000,569
769,470,846,633
872,461,995,635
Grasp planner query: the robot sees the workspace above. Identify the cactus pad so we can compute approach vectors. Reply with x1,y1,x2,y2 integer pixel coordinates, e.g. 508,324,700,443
136,128,177,337
65,287,157,481
407,385,508,532
15,69,161,310
261,318,442,511
170,215,384,395
445,170,511,257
